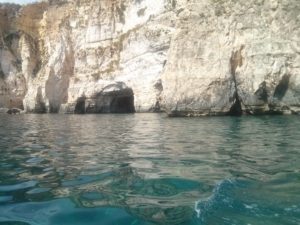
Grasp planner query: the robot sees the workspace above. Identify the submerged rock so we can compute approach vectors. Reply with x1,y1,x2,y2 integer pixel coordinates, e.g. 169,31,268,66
0,0,299,116
6,108,22,114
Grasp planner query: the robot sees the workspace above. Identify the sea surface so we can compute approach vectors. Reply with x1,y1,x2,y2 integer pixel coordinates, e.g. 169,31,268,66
0,114,299,225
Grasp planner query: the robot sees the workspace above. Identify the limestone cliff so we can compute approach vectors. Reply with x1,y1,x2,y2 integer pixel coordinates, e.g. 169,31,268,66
162,0,300,116
0,0,299,116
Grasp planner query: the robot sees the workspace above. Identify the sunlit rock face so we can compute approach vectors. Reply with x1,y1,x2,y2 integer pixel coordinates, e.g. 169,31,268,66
0,0,174,113
0,0,300,115
162,0,300,116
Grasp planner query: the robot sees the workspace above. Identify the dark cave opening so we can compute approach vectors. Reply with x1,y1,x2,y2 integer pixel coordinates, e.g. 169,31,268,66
228,93,243,116
273,74,290,100
74,97,86,114
110,95,135,113
82,86,135,114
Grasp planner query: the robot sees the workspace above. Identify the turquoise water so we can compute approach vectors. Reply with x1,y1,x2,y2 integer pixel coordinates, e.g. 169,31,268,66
0,114,299,225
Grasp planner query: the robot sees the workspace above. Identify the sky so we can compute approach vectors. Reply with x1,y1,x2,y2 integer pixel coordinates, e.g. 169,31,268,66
0,0,37,4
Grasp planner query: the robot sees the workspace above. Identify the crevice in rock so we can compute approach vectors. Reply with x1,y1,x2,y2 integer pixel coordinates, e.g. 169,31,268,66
228,46,244,116
255,81,269,103
229,94,242,116
150,79,163,112
152,101,162,113
74,96,86,114
273,74,290,100
35,87,46,113
22,33,42,78
0,66,4,79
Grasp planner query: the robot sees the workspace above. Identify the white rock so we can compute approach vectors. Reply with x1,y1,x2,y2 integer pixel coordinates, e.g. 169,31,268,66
0,0,299,116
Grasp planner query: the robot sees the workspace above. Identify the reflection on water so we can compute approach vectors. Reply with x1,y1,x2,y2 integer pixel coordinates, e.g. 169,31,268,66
0,114,300,225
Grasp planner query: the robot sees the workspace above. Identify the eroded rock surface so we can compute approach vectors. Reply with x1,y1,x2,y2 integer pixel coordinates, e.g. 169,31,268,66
162,0,300,116
0,0,299,115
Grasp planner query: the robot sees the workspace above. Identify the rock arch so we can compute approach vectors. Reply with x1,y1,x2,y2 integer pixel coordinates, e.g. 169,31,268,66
77,82,135,114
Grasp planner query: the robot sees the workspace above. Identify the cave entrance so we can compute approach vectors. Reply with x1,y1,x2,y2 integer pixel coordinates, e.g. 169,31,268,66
110,95,135,113
85,85,136,114
74,97,86,114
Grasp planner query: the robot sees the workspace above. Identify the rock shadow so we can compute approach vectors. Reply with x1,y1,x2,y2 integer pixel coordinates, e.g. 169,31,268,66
273,74,290,101
76,82,135,114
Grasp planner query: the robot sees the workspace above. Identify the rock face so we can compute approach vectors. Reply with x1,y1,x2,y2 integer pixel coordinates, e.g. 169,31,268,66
162,0,300,116
0,0,299,116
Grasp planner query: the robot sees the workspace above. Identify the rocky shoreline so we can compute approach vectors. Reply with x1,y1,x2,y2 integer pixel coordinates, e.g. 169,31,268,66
0,0,300,116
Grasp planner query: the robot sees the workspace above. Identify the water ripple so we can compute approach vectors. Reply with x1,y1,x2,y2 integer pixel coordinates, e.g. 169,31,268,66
0,114,299,225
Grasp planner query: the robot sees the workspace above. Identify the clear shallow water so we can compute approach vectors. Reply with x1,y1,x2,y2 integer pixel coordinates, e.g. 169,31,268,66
0,114,299,225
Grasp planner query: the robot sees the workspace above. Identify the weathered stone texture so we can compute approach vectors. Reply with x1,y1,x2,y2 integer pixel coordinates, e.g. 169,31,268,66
0,0,299,115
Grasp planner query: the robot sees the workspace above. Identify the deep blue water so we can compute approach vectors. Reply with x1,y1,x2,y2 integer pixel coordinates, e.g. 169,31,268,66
0,114,299,225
